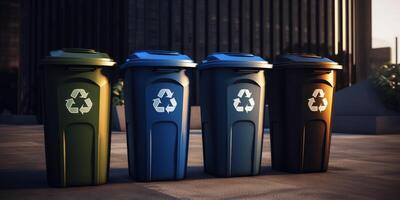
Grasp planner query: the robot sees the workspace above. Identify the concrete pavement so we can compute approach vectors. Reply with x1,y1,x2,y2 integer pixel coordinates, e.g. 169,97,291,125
0,125,399,199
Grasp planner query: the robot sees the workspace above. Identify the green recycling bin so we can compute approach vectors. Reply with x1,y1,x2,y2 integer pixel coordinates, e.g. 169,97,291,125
42,48,115,187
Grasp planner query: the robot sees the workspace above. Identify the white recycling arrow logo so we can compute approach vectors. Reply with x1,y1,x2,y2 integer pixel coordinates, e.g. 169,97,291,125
152,88,177,114
65,89,93,115
233,89,255,113
307,88,328,112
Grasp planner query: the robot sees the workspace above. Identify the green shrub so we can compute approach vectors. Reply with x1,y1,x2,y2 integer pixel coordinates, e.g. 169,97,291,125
371,64,400,112
112,79,124,106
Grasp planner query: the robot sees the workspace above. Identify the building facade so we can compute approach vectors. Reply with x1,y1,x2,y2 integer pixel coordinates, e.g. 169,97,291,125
16,0,360,117
0,0,20,114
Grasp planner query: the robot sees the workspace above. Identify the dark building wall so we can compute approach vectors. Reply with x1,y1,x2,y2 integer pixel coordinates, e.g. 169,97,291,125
370,47,391,69
19,0,356,116
19,0,128,115
355,0,372,81
126,0,356,103
0,0,20,70
0,0,20,114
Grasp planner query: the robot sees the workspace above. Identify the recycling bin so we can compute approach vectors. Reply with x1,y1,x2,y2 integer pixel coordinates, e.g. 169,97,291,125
121,50,196,181
42,48,115,187
198,53,272,177
269,54,342,173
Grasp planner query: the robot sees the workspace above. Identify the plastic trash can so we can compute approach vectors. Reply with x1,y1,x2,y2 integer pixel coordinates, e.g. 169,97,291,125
121,50,196,181
269,54,342,173
198,52,272,177
42,48,115,187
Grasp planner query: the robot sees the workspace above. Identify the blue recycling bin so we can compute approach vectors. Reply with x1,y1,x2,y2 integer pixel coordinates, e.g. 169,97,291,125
198,53,272,177
121,50,196,181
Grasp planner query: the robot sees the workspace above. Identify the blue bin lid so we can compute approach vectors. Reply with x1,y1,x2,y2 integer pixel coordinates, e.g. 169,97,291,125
121,50,196,68
198,52,272,70
274,54,342,70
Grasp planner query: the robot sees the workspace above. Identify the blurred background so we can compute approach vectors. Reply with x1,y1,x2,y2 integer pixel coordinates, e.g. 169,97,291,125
0,0,398,124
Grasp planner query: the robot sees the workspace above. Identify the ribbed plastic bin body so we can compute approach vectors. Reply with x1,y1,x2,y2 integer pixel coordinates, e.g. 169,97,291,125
42,48,115,187
269,54,342,173
199,53,272,177
122,50,196,181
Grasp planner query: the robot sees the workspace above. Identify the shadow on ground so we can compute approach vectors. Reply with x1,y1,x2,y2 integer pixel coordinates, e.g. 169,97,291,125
0,168,133,189
183,165,287,180
0,169,47,189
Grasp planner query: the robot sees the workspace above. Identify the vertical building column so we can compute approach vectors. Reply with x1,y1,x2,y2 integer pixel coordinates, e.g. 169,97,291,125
355,0,371,81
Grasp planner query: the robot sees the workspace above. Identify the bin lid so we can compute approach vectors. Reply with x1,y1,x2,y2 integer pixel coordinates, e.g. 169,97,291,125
198,52,272,70
42,48,116,66
121,50,196,68
274,54,342,70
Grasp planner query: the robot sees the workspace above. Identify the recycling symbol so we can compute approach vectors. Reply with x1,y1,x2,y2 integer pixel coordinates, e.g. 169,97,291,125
233,89,255,113
65,89,93,115
307,89,328,112
152,88,177,114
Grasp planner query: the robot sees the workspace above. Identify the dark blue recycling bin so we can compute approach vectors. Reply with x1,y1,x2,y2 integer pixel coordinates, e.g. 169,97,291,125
198,53,272,177
121,50,196,181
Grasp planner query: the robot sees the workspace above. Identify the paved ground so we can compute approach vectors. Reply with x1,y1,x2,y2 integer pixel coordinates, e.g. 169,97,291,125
0,125,399,199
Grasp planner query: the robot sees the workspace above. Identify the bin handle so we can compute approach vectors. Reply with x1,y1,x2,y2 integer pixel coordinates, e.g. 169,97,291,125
235,69,260,73
152,68,180,73
310,70,332,75
67,67,96,72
